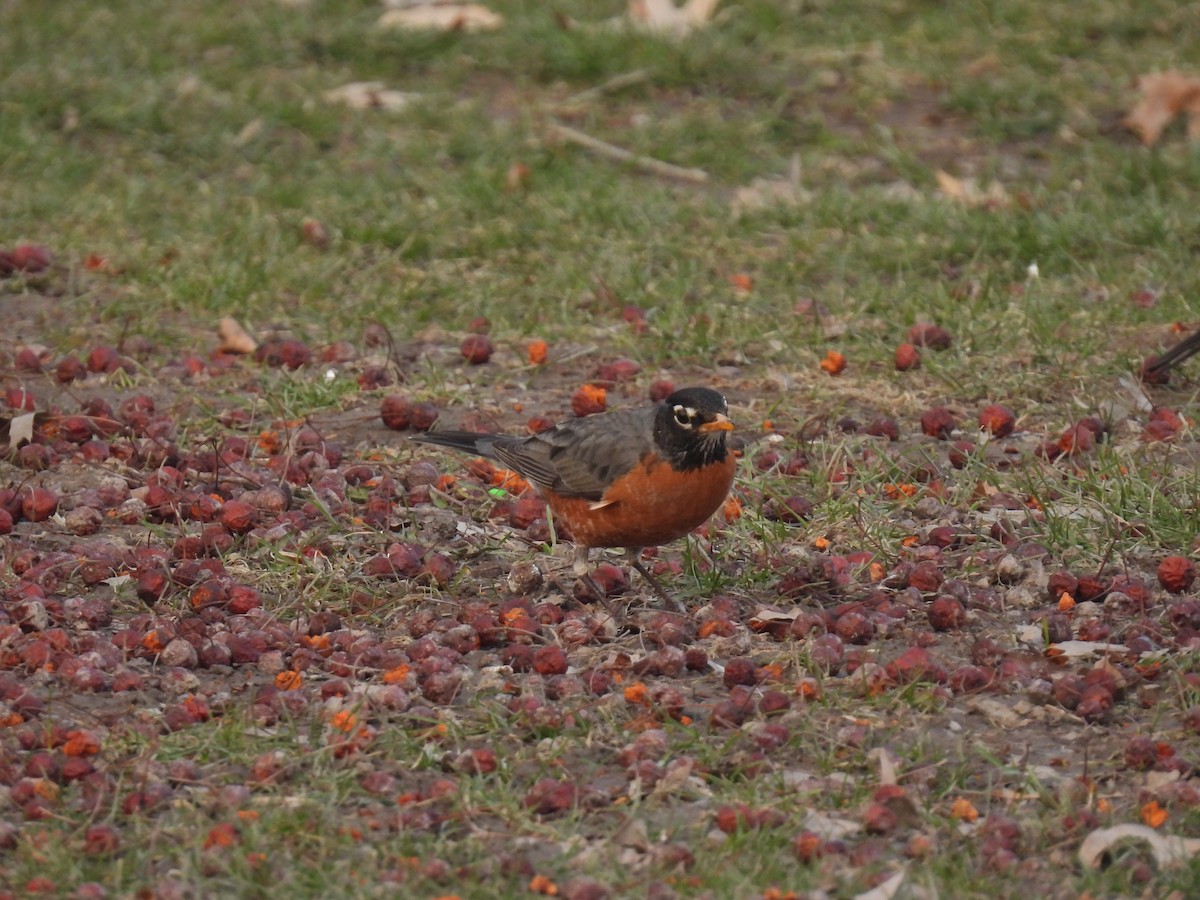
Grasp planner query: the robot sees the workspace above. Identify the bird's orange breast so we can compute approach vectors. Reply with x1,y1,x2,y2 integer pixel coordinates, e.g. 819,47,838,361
545,453,736,549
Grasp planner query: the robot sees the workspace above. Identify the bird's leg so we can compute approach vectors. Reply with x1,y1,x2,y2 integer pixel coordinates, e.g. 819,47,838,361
542,509,611,614
573,545,620,618
627,548,686,613
571,544,591,579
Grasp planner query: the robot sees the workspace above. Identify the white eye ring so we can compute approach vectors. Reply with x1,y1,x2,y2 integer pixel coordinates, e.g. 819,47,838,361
673,406,693,426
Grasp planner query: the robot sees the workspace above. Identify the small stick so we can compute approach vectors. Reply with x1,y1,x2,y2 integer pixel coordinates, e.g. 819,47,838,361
546,121,709,184
555,68,655,111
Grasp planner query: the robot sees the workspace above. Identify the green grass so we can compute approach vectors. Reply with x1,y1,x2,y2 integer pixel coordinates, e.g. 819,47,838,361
5,0,1199,362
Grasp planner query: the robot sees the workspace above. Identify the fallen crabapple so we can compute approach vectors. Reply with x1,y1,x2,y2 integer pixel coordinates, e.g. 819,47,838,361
11,243,52,273
409,402,439,432
907,323,953,350
460,334,493,364
978,404,1016,438
894,342,921,371
593,358,639,383
648,379,675,402
920,406,956,439
1158,555,1196,593
571,384,606,417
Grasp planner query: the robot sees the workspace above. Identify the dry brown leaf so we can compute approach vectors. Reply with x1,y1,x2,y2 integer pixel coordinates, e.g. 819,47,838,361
747,608,799,627
0,411,39,451
649,758,706,799
964,696,1026,729
234,118,264,147
801,808,862,840
9,412,36,447
377,4,502,32
323,82,419,113
627,0,721,37
613,817,651,850
1124,70,1200,146
1044,640,1131,659
935,169,1010,209
217,316,257,355
731,155,811,216
568,0,721,38
868,747,900,786
852,869,906,900
1078,824,1200,870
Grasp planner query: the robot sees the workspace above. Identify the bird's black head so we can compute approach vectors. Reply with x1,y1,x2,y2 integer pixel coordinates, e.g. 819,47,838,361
653,387,734,470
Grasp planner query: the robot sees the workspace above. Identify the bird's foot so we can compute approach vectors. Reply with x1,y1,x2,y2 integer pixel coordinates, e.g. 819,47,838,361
628,553,687,613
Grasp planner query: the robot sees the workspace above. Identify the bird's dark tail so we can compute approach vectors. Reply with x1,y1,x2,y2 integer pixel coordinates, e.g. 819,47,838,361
410,430,497,458
1145,330,1200,377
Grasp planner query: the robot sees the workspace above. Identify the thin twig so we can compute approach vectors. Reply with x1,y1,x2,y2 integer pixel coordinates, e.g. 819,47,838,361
546,121,709,184
555,68,655,111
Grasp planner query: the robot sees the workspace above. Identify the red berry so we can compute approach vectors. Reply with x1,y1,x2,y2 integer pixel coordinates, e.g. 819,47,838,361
906,323,953,350
648,380,675,402
927,595,966,631
11,243,52,273
1158,556,1196,594
532,646,568,676
894,343,921,371
722,657,757,688
593,358,640,383
21,488,59,522
920,407,957,439
978,404,1016,438
460,334,493,365
571,385,607,417
380,394,411,430
409,402,439,432
219,499,258,534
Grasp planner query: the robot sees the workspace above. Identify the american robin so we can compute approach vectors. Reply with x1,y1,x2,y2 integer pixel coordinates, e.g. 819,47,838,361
412,386,736,606
1144,329,1200,379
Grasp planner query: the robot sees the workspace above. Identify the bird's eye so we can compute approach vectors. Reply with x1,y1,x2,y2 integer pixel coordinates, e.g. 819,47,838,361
673,406,692,426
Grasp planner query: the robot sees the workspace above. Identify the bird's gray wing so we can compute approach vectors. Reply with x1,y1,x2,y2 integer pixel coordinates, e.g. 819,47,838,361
489,406,656,501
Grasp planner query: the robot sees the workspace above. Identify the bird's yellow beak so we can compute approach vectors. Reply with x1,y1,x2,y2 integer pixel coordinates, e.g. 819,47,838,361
699,414,734,433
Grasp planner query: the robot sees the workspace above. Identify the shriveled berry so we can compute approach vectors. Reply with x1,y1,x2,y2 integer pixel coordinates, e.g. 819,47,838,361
1076,684,1114,721
907,323,953,350
21,488,59,522
219,499,257,534
1158,556,1196,594
532,646,568,676
927,595,966,631
978,404,1015,438
409,402,439,432
380,395,411,430
835,611,875,645
571,385,606,417
648,380,675,402
1047,571,1078,602
907,561,944,593
722,657,757,688
460,334,493,365
865,417,900,440
594,358,640,383
920,407,957,439
55,356,86,383
894,343,921,371
255,339,311,369
11,243,52,273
